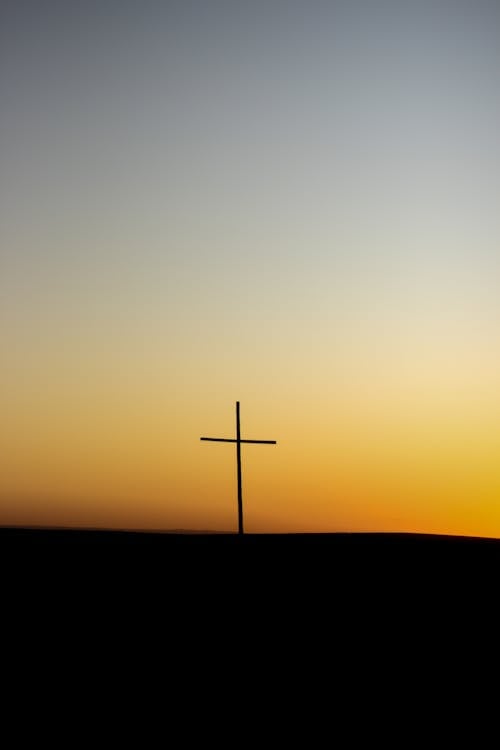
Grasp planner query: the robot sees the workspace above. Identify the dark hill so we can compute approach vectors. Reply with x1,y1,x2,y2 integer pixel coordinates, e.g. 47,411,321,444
2,526,499,588
2,527,497,650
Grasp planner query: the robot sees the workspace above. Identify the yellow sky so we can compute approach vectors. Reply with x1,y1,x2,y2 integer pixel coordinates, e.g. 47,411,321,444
2,357,500,535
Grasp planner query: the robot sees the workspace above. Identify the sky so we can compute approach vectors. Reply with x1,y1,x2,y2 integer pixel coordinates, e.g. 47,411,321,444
1,0,500,535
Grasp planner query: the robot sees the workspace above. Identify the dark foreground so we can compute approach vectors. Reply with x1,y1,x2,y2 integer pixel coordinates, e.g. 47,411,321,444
3,528,498,660
4,525,500,559
3,526,499,594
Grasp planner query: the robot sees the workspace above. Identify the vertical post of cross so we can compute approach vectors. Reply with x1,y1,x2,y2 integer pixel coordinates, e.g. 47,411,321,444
236,401,243,535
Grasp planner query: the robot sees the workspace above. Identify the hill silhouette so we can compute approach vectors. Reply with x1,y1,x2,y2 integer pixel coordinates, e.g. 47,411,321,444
3,526,499,589
3,526,497,646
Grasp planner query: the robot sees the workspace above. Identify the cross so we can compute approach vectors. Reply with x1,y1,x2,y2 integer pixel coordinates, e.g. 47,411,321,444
200,401,277,535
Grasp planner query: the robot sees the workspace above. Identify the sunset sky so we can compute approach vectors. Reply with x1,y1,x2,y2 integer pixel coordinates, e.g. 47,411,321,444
2,1,500,535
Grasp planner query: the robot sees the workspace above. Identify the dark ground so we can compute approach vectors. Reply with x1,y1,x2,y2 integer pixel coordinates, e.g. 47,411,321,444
2,527,497,673
3,526,499,598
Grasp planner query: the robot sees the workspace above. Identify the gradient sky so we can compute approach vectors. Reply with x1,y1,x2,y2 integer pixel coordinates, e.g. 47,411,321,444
2,1,500,534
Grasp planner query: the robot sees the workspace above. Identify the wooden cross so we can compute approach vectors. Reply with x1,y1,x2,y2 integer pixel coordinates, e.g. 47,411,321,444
200,401,277,535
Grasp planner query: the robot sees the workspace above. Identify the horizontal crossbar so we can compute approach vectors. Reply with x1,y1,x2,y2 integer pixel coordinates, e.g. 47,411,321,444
200,437,276,444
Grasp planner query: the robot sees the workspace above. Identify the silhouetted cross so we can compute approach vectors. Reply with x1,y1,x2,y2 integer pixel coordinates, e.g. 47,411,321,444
200,402,277,535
